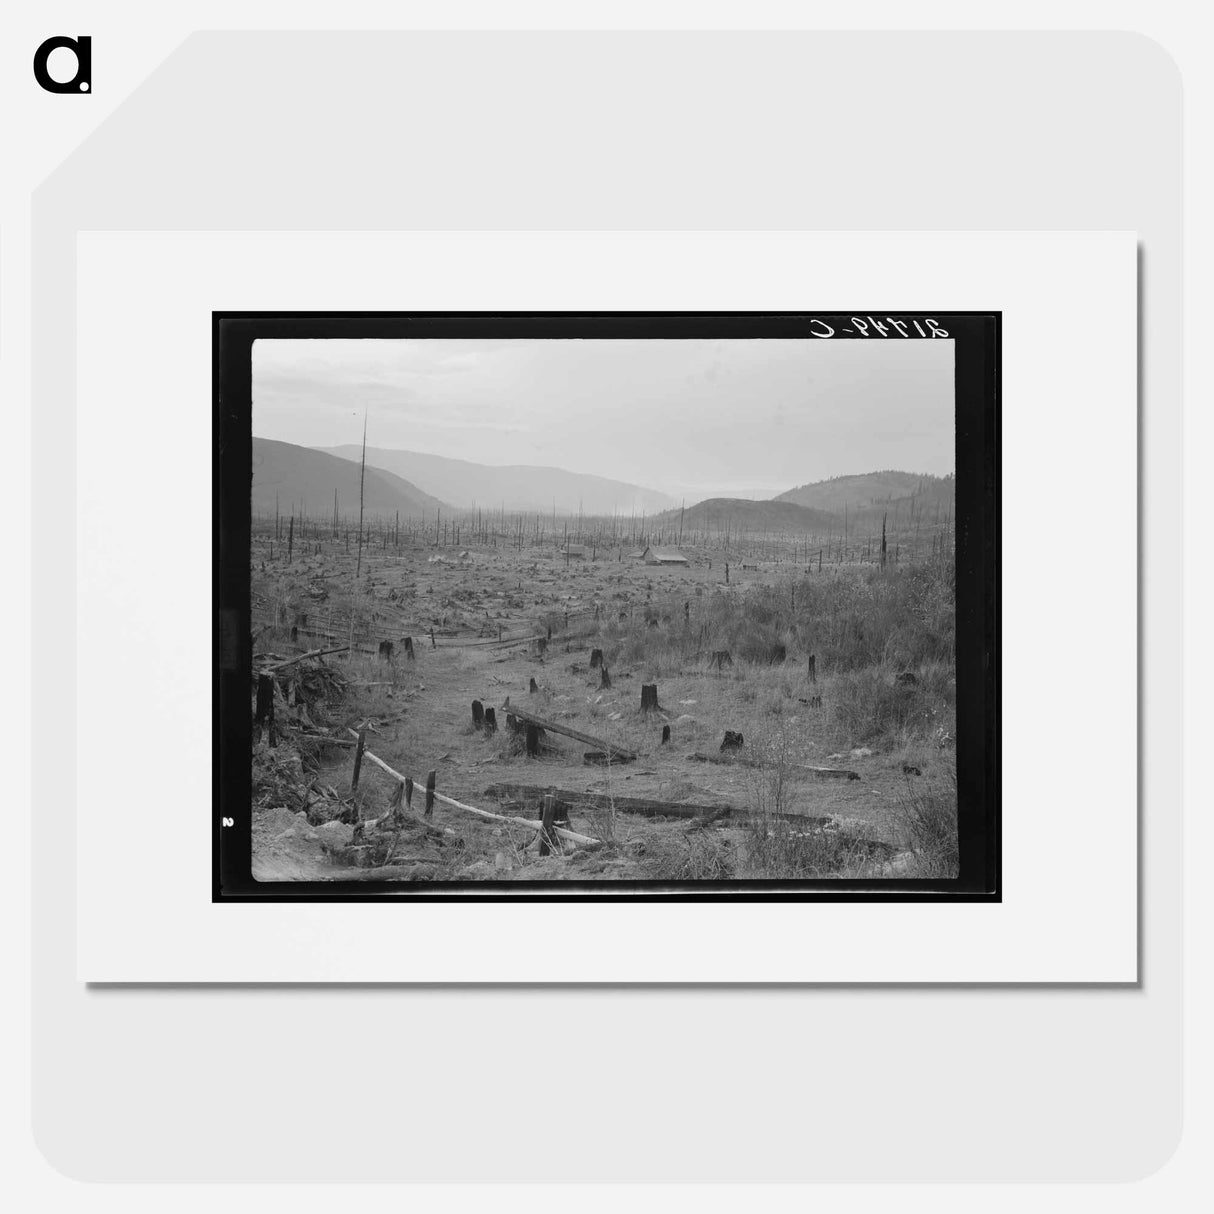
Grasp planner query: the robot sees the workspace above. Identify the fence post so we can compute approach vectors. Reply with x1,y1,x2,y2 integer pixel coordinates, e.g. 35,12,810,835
424,770,436,817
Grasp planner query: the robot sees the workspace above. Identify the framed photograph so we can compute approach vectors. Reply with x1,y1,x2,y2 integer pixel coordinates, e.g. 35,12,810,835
215,311,999,900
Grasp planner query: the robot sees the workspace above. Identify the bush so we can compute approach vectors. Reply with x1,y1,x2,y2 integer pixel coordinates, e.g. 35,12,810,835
736,624,787,666
895,761,959,878
831,663,954,746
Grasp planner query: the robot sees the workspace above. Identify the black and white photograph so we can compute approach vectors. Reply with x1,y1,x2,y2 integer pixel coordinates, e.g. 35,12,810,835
216,313,997,896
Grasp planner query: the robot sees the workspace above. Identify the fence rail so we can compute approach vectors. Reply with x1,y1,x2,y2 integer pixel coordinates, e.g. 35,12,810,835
345,729,598,847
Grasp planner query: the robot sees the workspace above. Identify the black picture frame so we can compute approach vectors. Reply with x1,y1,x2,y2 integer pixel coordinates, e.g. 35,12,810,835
215,312,999,902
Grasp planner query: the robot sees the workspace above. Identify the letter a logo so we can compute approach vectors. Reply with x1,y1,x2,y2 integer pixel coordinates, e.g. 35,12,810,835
33,36,92,93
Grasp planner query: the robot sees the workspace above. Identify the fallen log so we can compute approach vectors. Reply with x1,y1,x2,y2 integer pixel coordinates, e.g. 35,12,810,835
583,751,635,767
346,731,598,845
483,782,826,826
320,863,445,882
485,782,726,820
261,644,351,671
434,634,534,649
687,752,861,780
502,705,637,761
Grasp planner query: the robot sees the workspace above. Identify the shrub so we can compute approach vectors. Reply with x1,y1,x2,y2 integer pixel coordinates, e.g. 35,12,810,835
894,760,959,878
736,624,788,666
831,663,953,746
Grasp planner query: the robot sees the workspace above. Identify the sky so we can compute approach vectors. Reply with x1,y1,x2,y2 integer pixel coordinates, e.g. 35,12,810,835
252,337,955,501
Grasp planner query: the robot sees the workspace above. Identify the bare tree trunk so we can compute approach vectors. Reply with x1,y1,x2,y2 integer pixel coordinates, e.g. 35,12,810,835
355,410,367,579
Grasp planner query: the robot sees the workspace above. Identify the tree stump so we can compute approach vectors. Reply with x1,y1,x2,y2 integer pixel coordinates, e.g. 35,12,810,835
600,665,612,690
403,636,415,660
640,684,659,713
720,730,744,752
529,677,539,694
254,673,275,743
483,707,497,734
352,728,368,788
378,640,394,661
539,792,558,858
661,724,671,745
471,699,485,730
525,723,540,758
590,648,603,669
424,770,436,817
808,654,817,684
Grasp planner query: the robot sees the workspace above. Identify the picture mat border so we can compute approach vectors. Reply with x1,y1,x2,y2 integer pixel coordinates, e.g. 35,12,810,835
215,311,998,901
76,230,1135,982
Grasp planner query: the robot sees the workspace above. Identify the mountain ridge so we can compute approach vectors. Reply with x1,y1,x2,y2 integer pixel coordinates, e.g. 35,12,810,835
775,470,954,516
647,497,840,537
318,444,678,516
251,438,447,520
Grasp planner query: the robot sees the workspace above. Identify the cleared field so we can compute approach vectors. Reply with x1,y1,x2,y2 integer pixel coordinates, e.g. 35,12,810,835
250,522,957,883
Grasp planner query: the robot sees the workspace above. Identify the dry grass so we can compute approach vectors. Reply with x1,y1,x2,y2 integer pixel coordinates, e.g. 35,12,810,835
251,527,959,883
891,759,960,878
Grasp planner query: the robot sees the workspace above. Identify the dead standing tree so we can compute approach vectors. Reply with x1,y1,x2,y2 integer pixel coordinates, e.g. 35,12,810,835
347,411,368,660
355,410,368,580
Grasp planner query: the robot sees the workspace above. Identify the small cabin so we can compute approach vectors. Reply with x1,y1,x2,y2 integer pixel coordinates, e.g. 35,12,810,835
640,546,689,567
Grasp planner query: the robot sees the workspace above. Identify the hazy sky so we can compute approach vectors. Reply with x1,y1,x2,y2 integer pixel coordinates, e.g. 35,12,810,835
252,338,954,501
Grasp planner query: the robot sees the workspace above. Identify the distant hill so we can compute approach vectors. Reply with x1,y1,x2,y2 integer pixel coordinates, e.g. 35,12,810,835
318,445,677,516
251,438,448,520
775,471,954,520
648,497,840,538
